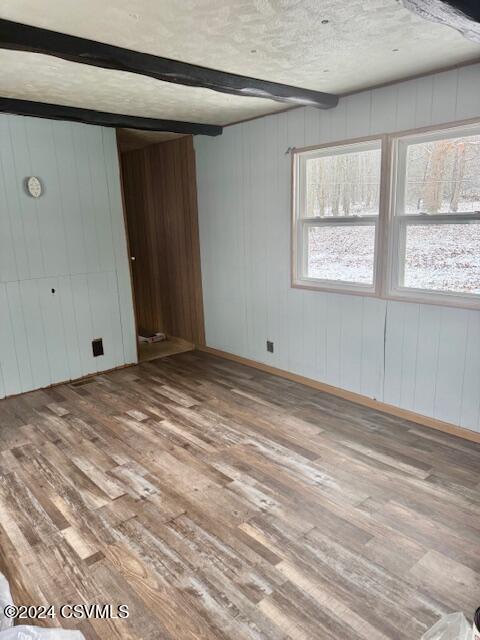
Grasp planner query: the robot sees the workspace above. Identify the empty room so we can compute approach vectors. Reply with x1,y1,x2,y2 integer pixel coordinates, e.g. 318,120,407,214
0,2,479,639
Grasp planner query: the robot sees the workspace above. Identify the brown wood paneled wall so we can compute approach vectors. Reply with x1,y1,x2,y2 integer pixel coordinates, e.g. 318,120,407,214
120,136,205,345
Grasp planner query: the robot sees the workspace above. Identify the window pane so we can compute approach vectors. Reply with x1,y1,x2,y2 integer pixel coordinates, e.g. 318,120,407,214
307,225,376,284
305,147,381,218
405,133,480,214
402,223,480,294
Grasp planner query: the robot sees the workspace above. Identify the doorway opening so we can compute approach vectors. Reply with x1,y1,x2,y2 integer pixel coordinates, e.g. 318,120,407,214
117,129,205,363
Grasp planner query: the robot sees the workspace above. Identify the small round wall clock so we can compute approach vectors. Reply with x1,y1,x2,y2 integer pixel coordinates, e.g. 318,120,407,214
26,176,43,198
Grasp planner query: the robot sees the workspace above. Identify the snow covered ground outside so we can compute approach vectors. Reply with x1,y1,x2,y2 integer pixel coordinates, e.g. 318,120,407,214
308,224,480,294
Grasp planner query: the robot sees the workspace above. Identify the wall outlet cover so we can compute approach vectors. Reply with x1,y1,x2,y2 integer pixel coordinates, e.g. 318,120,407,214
92,338,104,357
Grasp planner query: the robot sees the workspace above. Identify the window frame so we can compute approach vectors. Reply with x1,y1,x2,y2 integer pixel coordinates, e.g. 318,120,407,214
291,135,388,296
386,122,480,309
291,121,480,310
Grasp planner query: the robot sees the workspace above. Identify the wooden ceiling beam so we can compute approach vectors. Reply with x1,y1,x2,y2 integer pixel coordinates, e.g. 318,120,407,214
0,19,339,110
0,97,223,136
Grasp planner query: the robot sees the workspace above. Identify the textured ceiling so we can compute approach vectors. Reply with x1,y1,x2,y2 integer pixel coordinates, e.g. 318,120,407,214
117,128,185,152
0,0,479,126
0,50,280,125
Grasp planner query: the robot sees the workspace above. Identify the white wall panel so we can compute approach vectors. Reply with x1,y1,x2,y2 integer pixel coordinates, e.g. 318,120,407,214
434,307,469,425
18,279,52,390
460,312,480,431
57,274,83,381
5,281,35,393
51,122,89,276
25,117,70,278
0,116,36,281
360,297,386,401
412,304,442,419
0,114,136,398
0,154,17,283
195,63,480,433
431,71,458,125
456,65,480,121
70,273,98,378
0,285,22,396
101,129,137,365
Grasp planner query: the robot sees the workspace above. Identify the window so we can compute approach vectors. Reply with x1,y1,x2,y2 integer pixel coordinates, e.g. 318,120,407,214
292,138,384,293
292,122,480,308
388,124,480,305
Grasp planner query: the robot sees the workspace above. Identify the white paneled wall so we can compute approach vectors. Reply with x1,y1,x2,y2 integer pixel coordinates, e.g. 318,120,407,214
0,114,136,399
195,63,480,433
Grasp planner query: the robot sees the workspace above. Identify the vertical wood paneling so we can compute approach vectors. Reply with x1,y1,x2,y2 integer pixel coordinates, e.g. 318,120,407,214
85,126,116,275
360,297,386,401
195,63,480,433
434,307,469,425
371,85,397,134
216,125,248,358
301,291,317,380
414,76,435,128
57,274,83,380
286,110,306,376
324,294,342,389
0,114,136,399
384,301,406,408
249,118,270,362
6,116,44,279
412,304,442,419
19,278,55,390
102,129,137,365
460,312,480,431
313,293,328,384
120,136,205,345
196,136,215,346
273,112,291,372
395,80,417,131
71,123,101,274
261,113,288,371
397,303,420,412
5,281,35,393
51,122,88,275
88,271,122,373
0,353,5,401
25,117,70,277
0,284,21,396
38,277,70,385
456,65,480,120
339,295,363,393
0,148,18,282
345,92,372,139
70,273,97,377
431,70,458,125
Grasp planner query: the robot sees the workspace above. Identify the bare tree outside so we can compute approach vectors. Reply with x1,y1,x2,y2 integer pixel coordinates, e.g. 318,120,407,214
305,136,480,293
305,148,380,218
305,147,380,284
406,134,480,214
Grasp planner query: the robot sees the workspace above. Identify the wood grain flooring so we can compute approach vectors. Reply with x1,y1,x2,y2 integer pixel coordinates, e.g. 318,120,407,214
138,338,194,363
0,351,479,639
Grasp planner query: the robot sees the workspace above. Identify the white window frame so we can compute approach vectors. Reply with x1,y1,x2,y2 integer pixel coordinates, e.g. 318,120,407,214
292,136,387,296
387,122,480,309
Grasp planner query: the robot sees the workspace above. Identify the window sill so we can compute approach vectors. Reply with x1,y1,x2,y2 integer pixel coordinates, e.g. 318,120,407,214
291,280,480,310
385,287,480,311
292,278,378,298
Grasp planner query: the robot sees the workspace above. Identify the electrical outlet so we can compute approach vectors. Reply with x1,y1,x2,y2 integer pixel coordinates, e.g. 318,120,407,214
92,338,104,357
266,340,274,353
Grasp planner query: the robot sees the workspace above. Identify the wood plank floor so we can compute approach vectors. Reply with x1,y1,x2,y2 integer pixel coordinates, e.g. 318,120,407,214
0,351,479,640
